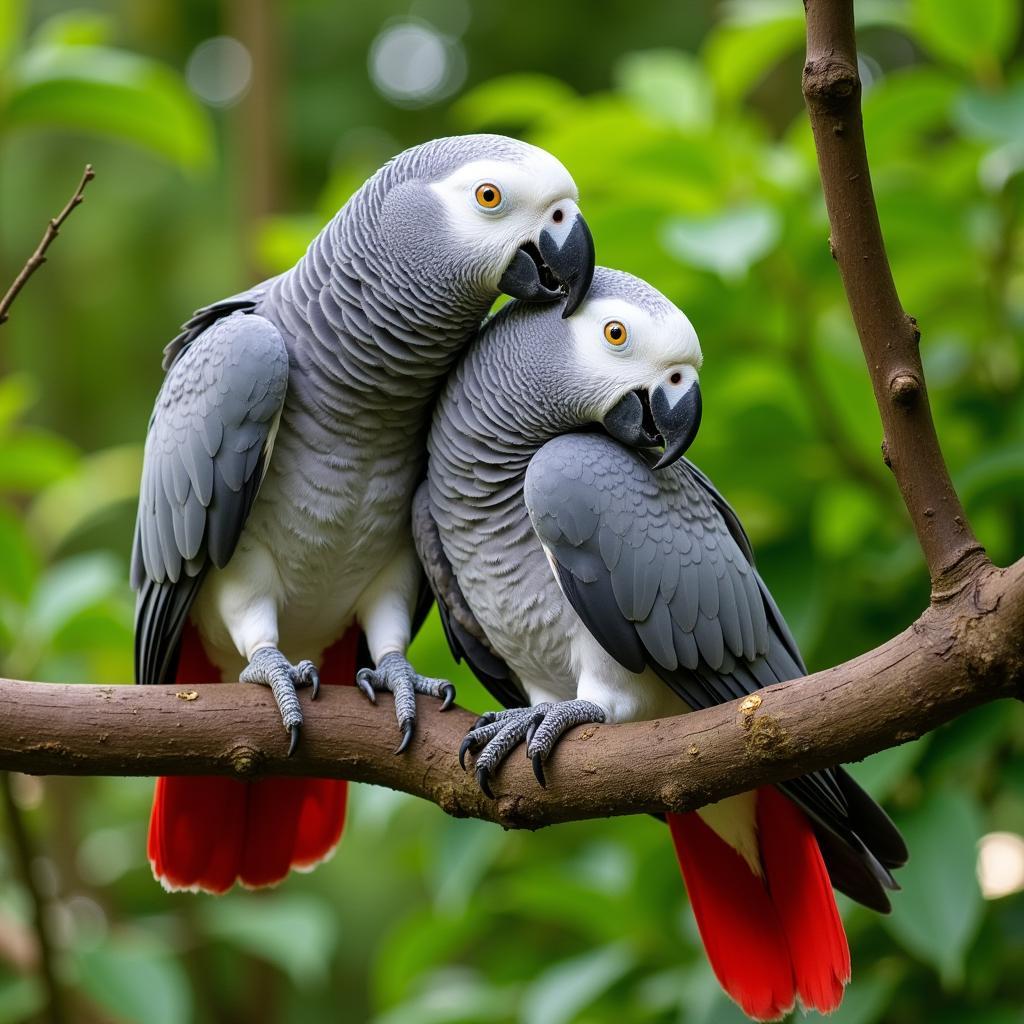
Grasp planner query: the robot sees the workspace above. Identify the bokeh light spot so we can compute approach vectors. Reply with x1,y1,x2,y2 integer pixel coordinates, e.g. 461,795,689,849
369,20,466,108
186,36,253,108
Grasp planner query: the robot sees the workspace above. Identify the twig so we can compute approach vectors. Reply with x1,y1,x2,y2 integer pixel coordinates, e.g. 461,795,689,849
0,165,95,326
0,774,65,1024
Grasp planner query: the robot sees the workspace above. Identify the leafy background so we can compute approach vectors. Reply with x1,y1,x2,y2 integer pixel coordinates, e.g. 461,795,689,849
1,0,1023,1021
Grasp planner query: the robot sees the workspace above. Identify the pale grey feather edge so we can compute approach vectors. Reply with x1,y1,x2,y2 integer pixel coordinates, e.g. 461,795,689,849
524,434,905,908
132,310,288,686
411,481,529,708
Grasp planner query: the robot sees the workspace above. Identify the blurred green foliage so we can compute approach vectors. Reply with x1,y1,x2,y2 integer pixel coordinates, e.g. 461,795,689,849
1,0,1023,1022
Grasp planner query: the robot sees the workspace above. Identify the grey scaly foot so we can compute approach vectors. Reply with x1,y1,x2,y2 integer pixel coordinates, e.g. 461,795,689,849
240,647,320,756
355,652,455,754
461,700,606,797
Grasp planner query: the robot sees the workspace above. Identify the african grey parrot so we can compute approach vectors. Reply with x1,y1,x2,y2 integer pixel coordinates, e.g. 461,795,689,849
413,268,907,1020
132,134,595,893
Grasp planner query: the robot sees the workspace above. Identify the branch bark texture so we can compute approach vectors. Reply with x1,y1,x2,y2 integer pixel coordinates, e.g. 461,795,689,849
0,559,1021,828
802,1,985,588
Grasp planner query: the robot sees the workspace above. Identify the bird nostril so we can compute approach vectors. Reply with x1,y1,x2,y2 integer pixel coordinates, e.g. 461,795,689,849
670,372,682,386
552,209,564,223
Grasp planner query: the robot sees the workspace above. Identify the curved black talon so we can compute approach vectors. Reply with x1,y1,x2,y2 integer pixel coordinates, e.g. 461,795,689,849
458,734,474,771
288,724,300,758
440,684,456,711
394,721,414,755
355,671,377,704
531,753,546,788
526,717,541,751
310,673,320,700
476,766,494,800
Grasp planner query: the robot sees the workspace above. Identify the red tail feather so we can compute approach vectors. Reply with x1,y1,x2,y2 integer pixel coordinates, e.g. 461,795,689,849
668,789,849,1021
147,623,357,894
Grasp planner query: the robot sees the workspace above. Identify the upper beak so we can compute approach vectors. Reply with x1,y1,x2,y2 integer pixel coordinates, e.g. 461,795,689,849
498,204,595,317
602,368,702,470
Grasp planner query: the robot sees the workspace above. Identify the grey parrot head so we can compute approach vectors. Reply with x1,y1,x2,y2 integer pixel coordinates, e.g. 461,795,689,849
483,267,703,468
369,134,595,316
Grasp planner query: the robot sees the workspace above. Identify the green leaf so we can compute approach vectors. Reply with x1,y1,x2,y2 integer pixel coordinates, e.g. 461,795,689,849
0,429,78,491
200,894,340,987
614,50,712,130
0,503,39,603
955,82,1024,145
452,73,577,133
662,204,780,279
521,942,635,1024
3,43,214,169
812,482,881,558
703,15,803,105
0,975,43,1024
884,788,984,984
0,0,23,65
32,9,115,47
911,0,1020,72
76,940,193,1024
846,737,930,801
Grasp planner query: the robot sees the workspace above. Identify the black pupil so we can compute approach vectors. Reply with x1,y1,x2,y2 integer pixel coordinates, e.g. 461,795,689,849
610,325,622,339
482,188,495,203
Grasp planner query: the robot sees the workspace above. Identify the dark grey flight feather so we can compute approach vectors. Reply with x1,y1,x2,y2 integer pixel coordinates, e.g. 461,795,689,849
412,482,528,707
133,311,288,685
524,432,907,908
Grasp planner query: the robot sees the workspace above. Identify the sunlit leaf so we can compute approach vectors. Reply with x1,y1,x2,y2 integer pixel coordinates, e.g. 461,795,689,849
0,0,22,65
614,50,712,130
884,788,984,984
521,942,635,1024
911,0,1020,71
703,16,803,105
452,73,577,133
25,551,123,640
0,428,78,491
662,204,780,279
32,9,115,47
0,375,37,434
4,43,213,169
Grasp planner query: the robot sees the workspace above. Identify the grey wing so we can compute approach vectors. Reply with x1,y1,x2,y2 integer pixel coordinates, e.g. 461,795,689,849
411,481,529,708
525,434,905,908
132,311,289,685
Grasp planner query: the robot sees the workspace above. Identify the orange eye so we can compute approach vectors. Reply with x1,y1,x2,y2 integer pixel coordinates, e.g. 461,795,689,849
604,321,628,346
474,183,503,209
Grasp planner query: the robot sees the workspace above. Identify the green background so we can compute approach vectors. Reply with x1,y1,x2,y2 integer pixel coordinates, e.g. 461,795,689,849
1,0,1023,1021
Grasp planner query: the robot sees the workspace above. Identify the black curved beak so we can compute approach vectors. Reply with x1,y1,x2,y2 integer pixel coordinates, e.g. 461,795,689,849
651,379,702,469
602,378,702,470
498,212,595,317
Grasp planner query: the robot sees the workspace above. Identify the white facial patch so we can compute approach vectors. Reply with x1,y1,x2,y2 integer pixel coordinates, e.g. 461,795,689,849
429,151,579,282
567,295,703,419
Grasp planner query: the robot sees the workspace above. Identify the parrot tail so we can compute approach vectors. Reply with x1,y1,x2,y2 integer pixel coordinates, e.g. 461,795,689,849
147,623,358,894
668,787,850,1022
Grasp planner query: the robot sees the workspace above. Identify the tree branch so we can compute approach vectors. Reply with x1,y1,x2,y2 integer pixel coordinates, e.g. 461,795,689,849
0,558,1020,826
0,165,95,326
802,1,986,588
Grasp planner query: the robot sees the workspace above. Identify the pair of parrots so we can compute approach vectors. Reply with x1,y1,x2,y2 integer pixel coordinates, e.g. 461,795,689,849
133,134,906,1021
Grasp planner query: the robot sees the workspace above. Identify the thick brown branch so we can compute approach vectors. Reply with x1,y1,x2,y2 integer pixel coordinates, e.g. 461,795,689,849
802,2,985,587
0,165,95,326
0,559,1020,828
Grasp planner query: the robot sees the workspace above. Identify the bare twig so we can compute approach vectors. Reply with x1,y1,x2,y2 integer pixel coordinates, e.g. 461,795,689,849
802,2,987,589
0,165,95,326
0,774,65,1024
